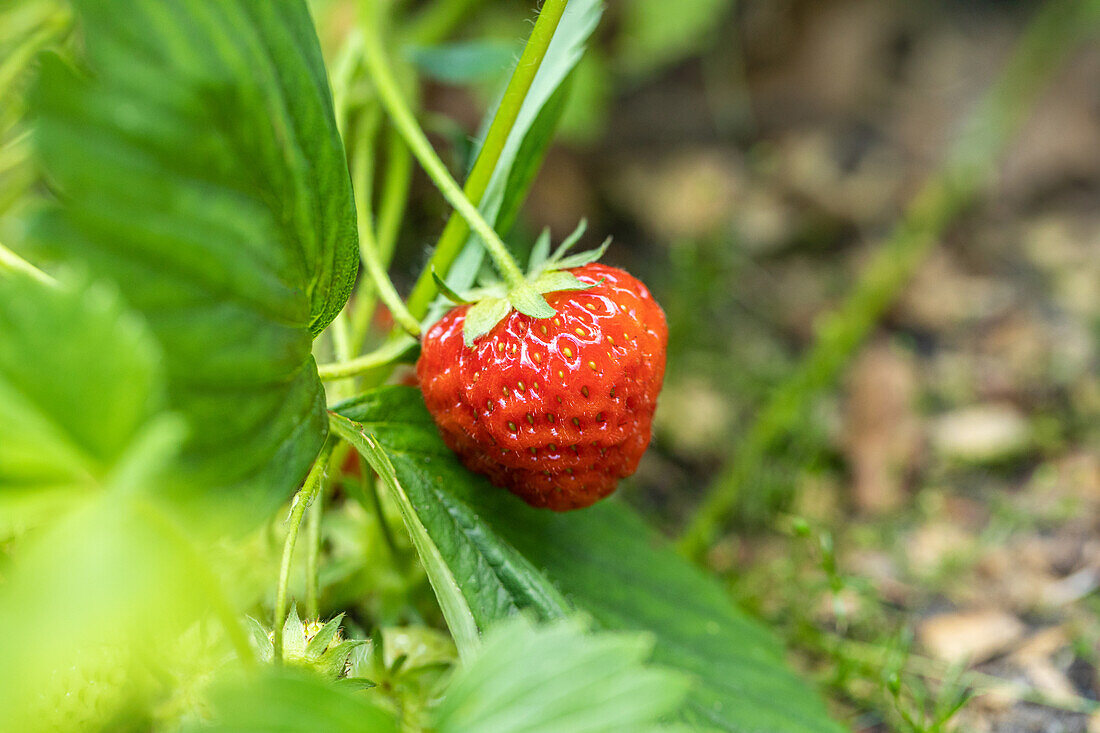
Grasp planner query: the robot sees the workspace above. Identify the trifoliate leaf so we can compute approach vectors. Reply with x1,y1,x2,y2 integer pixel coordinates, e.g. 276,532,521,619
463,297,512,347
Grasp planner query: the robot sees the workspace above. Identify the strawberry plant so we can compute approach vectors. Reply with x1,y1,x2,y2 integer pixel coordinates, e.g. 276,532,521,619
0,1,846,729
3,0,1089,730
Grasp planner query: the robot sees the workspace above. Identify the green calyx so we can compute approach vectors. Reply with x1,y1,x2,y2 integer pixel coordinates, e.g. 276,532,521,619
439,220,611,347
247,608,365,679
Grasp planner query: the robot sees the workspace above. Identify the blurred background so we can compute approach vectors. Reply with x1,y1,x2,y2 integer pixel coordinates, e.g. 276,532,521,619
313,1,1100,730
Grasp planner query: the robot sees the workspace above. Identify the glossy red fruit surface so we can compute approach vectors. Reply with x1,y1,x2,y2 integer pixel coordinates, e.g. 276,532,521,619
417,264,667,510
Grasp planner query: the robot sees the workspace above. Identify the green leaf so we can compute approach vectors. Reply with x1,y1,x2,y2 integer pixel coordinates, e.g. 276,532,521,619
304,613,346,657
0,273,202,725
435,616,690,733
546,217,588,264
0,274,161,492
0,273,179,535
492,77,574,239
190,668,398,733
462,296,511,347
329,406,571,632
283,604,308,658
407,40,517,85
551,236,611,271
506,283,555,320
617,0,734,77
527,227,552,271
442,0,603,297
30,0,358,520
329,414,482,662
245,616,275,662
530,270,597,295
0,490,208,731
335,387,845,733
432,267,473,305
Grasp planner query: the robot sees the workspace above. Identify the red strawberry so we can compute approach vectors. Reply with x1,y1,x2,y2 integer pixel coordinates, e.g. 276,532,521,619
417,263,667,510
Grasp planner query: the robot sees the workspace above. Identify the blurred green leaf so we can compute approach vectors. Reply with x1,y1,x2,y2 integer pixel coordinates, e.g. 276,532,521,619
334,387,844,732
190,668,398,733
0,267,217,733
0,273,191,548
30,0,358,521
617,0,733,76
435,616,690,733
0,493,205,732
0,275,162,507
407,40,517,85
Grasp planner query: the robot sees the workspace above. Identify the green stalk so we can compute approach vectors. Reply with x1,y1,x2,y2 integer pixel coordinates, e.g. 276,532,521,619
351,115,422,336
273,440,335,662
0,239,55,286
347,104,385,352
375,126,412,266
304,484,324,620
360,13,527,290
404,0,570,319
317,334,417,381
678,0,1100,560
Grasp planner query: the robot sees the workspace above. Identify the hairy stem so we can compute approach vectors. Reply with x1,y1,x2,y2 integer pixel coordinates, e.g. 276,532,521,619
351,114,422,336
404,0,570,319
304,483,324,620
273,440,335,661
317,333,418,382
376,125,413,266
678,0,1100,560
360,0,566,292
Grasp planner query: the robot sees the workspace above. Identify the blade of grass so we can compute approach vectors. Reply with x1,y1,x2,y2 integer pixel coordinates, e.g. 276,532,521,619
679,0,1100,560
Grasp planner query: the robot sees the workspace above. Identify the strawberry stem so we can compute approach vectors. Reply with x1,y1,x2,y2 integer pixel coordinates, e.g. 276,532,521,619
273,439,335,663
304,482,324,620
361,6,531,291
350,115,422,337
403,0,571,319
